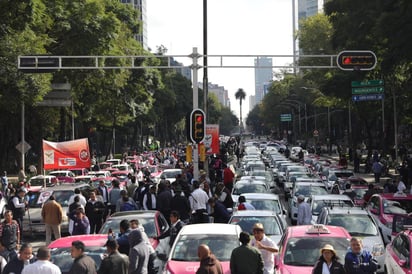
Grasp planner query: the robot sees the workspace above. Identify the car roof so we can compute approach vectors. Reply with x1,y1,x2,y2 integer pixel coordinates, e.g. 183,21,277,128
43,183,90,190
236,180,267,186
372,193,412,200
294,182,325,187
240,193,280,200
320,207,369,215
286,224,351,238
108,210,158,219
178,223,242,236
311,194,353,201
48,234,108,248
29,175,56,179
231,210,278,217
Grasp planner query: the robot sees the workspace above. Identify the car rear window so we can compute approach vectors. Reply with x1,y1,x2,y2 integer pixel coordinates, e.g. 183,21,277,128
383,199,412,214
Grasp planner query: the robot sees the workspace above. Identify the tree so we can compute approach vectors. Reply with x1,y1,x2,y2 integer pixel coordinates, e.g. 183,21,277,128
235,88,246,130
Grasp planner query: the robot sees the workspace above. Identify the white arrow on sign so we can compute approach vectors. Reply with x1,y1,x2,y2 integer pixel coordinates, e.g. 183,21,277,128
16,141,31,154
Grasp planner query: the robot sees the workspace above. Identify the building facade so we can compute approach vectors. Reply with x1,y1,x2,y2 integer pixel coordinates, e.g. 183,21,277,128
120,0,148,50
254,57,273,106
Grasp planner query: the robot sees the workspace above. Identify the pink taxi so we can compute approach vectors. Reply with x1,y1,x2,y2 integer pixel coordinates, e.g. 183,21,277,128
49,234,107,274
163,223,242,273
385,226,412,274
275,224,351,274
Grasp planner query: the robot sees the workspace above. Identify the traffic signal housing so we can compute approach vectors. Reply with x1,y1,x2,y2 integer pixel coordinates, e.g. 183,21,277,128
336,50,377,71
187,109,206,144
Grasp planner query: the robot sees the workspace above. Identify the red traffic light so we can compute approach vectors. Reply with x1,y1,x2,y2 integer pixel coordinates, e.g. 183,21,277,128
188,109,206,143
336,50,377,71
196,115,203,123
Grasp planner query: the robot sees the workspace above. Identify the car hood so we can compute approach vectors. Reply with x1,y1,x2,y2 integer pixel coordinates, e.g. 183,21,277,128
278,265,312,274
166,261,230,274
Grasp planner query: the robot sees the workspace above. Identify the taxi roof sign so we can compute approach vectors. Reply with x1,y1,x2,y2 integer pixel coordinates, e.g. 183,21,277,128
306,224,330,234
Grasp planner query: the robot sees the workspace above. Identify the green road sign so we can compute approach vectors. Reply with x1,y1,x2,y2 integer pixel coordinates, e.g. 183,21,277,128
351,80,384,87
280,114,292,122
352,86,385,94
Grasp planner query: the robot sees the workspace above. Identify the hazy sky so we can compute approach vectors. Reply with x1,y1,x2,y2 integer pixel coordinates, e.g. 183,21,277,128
146,0,294,118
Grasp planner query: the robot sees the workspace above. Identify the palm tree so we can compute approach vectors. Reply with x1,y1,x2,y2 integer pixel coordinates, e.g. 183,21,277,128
235,88,246,131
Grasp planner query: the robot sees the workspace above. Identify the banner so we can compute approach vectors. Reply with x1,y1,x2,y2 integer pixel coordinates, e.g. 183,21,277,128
205,124,220,154
43,138,91,170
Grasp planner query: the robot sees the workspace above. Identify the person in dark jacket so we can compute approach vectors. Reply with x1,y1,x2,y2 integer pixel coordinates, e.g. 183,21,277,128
170,185,191,223
69,241,96,274
97,239,129,274
312,244,345,274
128,229,149,274
214,183,234,209
3,243,35,274
85,192,106,234
196,244,223,274
344,238,378,274
157,211,185,247
156,182,173,222
208,198,230,223
230,231,264,274
71,208,90,235
115,219,131,255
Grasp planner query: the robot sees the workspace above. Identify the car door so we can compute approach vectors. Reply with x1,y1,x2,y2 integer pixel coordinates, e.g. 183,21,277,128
386,233,410,274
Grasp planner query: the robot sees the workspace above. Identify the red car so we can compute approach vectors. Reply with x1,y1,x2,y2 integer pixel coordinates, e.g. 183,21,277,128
275,224,351,274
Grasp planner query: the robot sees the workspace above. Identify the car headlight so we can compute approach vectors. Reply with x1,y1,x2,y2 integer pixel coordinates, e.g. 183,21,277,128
372,243,384,257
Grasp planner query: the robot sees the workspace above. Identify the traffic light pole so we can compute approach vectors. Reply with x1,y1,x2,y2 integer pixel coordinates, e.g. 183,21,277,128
191,48,200,180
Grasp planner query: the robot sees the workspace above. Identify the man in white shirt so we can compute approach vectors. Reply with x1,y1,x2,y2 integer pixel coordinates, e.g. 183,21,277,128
250,223,278,274
397,177,407,193
189,181,209,223
297,195,312,225
68,188,87,207
21,246,61,274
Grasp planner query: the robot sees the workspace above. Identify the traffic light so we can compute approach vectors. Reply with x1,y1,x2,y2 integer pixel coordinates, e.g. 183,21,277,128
336,50,377,71
188,108,206,143
19,56,60,73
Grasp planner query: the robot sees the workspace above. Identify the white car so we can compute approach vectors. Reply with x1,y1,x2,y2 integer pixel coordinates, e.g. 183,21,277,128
231,179,268,204
155,168,182,184
288,182,328,224
163,223,242,273
308,194,355,224
316,207,385,272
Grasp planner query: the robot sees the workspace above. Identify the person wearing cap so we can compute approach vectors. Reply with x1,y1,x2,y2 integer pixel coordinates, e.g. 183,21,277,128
250,223,278,274
312,244,345,274
297,194,312,225
21,246,61,274
69,241,96,274
128,229,149,274
344,237,378,274
230,231,264,274
98,239,129,274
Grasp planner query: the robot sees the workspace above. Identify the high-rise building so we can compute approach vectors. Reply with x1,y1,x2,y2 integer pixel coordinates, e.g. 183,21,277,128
120,0,148,50
199,82,229,107
298,0,324,20
249,95,256,111
254,57,273,106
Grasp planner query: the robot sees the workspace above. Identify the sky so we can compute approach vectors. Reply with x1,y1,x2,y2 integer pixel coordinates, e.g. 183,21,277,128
146,0,294,120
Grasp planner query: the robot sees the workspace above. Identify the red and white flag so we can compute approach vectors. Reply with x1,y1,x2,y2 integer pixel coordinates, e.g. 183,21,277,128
42,138,91,170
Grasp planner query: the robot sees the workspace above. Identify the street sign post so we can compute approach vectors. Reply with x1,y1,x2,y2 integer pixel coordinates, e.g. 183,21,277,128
351,80,384,87
280,113,292,122
351,79,384,101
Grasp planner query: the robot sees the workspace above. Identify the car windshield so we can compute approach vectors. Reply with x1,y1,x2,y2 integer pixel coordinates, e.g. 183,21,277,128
334,172,354,178
70,169,84,176
352,188,367,199
284,237,349,266
30,178,50,187
51,246,105,273
163,170,181,178
52,190,74,207
171,234,239,261
233,184,267,195
26,191,43,208
230,216,282,235
100,217,157,238
326,214,378,236
294,185,328,197
383,199,412,214
312,200,354,215
248,199,281,214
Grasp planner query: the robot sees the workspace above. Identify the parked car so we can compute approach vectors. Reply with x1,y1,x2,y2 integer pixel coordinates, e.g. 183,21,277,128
22,183,94,235
275,224,351,273
366,193,412,244
316,207,385,272
229,210,285,244
308,194,355,224
28,175,59,191
49,234,107,274
48,170,76,184
384,226,412,274
163,223,242,274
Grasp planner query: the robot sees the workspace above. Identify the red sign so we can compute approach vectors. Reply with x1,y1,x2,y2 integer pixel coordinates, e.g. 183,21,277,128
43,138,91,170
205,124,219,154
